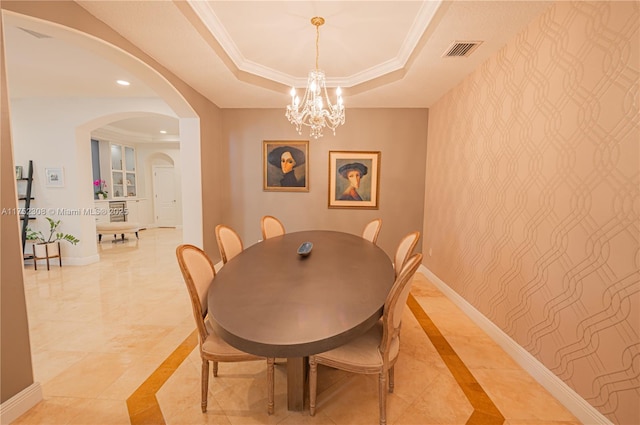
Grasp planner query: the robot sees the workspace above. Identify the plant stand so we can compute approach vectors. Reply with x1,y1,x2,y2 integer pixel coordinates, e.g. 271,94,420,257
33,241,61,270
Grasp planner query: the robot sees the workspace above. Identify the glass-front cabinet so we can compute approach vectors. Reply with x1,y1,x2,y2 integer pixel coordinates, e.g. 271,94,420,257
110,144,137,198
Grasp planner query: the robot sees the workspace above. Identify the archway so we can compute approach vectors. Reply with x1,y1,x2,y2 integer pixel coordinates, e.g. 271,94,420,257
4,11,204,262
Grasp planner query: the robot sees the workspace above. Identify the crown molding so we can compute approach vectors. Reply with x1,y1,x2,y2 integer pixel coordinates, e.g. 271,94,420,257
187,0,442,89
92,126,179,144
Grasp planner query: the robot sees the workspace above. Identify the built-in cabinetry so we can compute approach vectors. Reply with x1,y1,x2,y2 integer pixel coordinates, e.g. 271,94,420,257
95,198,148,226
110,144,137,198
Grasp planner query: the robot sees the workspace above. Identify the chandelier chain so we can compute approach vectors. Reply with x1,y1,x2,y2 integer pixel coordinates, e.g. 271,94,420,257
315,23,320,70
285,16,345,139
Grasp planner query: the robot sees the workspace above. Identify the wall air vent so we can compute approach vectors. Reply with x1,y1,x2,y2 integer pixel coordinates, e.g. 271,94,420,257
18,27,52,39
443,41,482,57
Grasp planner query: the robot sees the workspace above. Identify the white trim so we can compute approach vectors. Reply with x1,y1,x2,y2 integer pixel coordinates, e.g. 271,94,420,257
0,382,43,424
92,126,179,145
419,265,613,425
187,0,443,89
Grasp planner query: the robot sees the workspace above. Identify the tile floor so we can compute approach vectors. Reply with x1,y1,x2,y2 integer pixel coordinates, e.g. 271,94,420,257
14,228,580,424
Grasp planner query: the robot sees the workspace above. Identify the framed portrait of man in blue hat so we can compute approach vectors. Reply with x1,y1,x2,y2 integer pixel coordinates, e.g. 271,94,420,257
328,151,380,209
263,140,309,192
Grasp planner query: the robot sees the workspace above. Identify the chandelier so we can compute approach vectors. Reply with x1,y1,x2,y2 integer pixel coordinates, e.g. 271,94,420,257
286,17,345,139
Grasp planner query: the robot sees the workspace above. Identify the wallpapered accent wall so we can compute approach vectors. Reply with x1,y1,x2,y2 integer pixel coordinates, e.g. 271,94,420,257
423,2,638,423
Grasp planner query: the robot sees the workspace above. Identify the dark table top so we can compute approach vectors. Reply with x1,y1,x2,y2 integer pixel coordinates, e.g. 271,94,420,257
208,230,395,357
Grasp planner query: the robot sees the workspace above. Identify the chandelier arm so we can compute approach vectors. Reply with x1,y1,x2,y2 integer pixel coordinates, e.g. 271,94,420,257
285,17,344,139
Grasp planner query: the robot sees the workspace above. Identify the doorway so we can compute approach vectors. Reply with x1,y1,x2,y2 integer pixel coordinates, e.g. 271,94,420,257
153,165,178,227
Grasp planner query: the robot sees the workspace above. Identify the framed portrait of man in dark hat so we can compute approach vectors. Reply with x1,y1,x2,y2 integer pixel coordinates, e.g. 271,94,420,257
328,151,380,209
263,140,309,192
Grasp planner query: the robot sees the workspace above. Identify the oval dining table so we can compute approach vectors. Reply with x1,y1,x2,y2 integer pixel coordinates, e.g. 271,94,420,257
208,230,395,411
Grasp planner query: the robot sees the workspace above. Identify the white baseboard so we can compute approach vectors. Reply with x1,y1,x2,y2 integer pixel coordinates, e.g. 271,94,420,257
418,265,612,425
0,382,42,424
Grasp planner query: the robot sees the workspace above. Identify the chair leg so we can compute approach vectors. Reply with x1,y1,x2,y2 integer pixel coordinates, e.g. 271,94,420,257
267,357,275,415
309,356,318,416
201,359,209,413
388,366,395,393
212,361,218,377
378,371,387,425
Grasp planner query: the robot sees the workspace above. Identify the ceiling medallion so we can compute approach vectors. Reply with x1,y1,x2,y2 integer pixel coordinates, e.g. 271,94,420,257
286,17,345,139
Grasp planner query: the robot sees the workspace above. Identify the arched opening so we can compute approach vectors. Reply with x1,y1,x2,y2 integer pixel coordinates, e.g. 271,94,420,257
83,113,185,250
5,12,204,263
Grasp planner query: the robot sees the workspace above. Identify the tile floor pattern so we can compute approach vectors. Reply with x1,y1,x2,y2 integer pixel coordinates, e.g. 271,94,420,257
14,228,581,425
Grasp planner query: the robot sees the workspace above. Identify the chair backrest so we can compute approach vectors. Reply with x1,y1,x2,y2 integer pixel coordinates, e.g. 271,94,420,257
362,218,382,244
393,231,420,277
176,244,215,344
380,253,422,362
261,215,285,240
215,224,244,264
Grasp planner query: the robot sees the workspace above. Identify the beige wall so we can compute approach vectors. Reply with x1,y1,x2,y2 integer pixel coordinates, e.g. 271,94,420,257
0,11,35,404
3,0,637,421
423,2,639,423
220,108,428,258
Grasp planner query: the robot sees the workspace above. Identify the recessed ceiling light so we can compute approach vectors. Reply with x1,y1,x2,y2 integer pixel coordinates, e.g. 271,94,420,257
160,130,167,134
116,80,130,86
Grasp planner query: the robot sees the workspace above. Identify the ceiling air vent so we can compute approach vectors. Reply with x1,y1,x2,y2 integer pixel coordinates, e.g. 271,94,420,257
443,41,482,57
18,27,52,39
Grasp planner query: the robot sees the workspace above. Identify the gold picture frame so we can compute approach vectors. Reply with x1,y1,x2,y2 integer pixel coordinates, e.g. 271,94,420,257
263,140,309,192
328,151,380,209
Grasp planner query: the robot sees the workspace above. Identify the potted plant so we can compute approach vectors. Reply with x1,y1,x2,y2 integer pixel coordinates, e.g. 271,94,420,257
27,217,80,259
94,179,108,199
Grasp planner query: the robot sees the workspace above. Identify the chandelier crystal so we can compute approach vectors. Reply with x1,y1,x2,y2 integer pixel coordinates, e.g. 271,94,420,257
286,17,345,139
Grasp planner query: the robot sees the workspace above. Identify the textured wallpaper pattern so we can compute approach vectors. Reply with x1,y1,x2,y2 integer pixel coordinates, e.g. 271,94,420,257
423,2,639,423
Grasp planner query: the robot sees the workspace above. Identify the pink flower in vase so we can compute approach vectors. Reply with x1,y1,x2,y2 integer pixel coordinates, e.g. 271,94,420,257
93,179,108,198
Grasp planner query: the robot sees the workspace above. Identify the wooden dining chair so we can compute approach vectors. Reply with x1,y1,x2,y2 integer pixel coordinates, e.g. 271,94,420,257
309,253,423,425
176,244,275,414
393,231,420,277
215,224,243,263
362,218,382,245
261,215,285,240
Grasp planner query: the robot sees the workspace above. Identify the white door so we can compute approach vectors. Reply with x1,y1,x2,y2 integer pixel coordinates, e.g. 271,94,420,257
153,165,177,226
